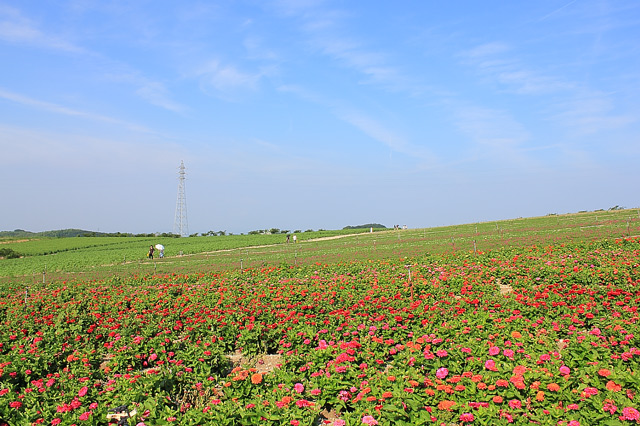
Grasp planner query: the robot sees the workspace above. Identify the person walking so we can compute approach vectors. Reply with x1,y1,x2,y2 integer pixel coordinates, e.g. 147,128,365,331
148,245,155,259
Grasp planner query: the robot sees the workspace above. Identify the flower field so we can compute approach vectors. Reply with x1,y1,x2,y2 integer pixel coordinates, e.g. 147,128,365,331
1,236,639,425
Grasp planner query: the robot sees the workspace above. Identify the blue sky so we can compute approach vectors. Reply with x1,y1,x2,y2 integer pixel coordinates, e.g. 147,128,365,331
1,0,639,235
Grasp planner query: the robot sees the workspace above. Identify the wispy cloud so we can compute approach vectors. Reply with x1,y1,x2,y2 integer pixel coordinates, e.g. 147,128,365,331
459,38,634,135
0,5,188,113
0,87,152,133
538,0,579,22
0,4,84,53
460,42,571,95
195,60,264,100
339,110,408,153
279,84,435,162
463,41,510,59
549,90,636,135
448,102,533,166
0,123,181,171
135,82,185,114
270,1,423,96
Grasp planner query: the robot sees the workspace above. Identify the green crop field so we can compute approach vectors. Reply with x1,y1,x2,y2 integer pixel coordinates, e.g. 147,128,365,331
1,209,638,284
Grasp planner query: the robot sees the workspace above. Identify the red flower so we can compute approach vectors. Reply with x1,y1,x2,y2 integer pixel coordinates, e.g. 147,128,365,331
251,373,263,384
437,400,456,411
606,381,622,392
598,369,612,377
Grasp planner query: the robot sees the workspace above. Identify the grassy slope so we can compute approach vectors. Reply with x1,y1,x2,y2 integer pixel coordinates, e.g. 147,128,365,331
0,209,638,282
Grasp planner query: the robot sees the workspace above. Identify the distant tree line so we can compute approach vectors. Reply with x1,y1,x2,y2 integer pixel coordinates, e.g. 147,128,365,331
343,223,387,230
0,229,183,238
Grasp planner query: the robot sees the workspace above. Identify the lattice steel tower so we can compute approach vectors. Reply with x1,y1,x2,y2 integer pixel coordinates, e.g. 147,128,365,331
173,160,189,237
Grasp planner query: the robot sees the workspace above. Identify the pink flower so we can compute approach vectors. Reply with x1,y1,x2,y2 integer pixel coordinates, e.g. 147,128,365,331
311,388,321,395
508,399,522,409
621,407,640,421
334,420,346,426
78,386,88,397
484,359,498,371
559,366,571,375
489,346,500,356
290,421,300,426
603,401,618,414
436,367,449,379
51,419,62,425
583,387,599,397
362,415,378,425
436,349,448,357
79,411,92,421
294,383,304,393
460,412,475,422
568,421,580,426
9,401,22,409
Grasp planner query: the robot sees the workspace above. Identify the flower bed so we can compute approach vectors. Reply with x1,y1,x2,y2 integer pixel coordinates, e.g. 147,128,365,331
0,238,639,425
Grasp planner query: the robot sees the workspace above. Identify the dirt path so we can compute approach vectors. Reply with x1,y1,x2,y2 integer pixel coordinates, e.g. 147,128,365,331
193,232,373,256
103,232,382,267
0,239,31,244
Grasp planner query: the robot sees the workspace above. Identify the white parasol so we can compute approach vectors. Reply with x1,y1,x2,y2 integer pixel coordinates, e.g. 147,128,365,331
155,244,164,251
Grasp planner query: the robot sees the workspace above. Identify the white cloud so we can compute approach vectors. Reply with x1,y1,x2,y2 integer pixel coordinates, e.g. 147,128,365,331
271,0,423,95
0,4,84,53
195,60,263,99
550,91,636,135
135,82,185,113
449,103,532,164
340,110,407,152
462,42,510,59
0,87,152,133
460,41,571,95
0,124,180,169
